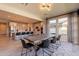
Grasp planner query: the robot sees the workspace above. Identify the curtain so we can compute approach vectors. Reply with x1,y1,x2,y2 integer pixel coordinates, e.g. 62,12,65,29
67,12,79,44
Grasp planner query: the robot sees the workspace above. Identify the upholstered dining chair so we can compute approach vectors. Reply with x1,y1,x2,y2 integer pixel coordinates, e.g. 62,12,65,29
20,39,34,56
15,32,22,40
50,35,61,50
36,39,54,56
56,35,61,46
49,36,58,51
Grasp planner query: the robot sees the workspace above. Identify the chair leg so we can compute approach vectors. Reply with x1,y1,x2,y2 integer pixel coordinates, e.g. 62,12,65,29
43,49,51,56
35,49,38,56
21,47,23,56
42,48,44,56
26,49,27,56
32,47,36,56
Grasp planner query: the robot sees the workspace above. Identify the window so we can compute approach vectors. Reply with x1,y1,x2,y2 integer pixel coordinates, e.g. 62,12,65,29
58,17,68,42
48,16,68,42
58,17,68,35
48,19,56,35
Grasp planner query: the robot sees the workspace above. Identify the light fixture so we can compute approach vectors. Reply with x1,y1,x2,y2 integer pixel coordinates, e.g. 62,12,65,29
21,3,28,6
40,3,52,11
23,3,28,6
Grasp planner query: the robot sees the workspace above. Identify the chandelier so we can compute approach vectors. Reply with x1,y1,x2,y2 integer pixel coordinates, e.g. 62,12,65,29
40,3,52,11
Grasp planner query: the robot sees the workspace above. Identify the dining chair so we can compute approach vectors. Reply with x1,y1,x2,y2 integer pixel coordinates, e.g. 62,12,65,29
50,36,57,43
15,32,22,40
21,32,25,39
50,35,61,50
22,32,28,39
57,35,61,41
56,35,61,46
29,32,33,36
27,32,29,34
20,39,34,56
36,39,54,56
49,36,58,51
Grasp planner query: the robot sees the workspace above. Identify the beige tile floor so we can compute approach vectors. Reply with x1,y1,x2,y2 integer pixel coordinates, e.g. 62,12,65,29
0,35,79,56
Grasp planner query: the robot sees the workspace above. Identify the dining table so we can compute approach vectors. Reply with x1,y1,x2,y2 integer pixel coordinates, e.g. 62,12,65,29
25,34,55,56
26,34,55,45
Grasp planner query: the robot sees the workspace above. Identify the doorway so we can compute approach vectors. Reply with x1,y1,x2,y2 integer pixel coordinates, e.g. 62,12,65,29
48,16,68,42
58,17,68,42
48,19,56,36
0,22,8,36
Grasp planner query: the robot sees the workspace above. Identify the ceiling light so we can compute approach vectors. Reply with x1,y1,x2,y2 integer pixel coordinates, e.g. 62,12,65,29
40,3,52,11
21,3,28,6
23,3,28,6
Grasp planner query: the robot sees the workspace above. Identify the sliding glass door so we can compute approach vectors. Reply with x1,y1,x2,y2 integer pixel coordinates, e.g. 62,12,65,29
48,16,68,42
58,17,68,42
48,19,56,36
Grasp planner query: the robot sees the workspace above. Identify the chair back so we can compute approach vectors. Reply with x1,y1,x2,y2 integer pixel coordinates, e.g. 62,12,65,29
22,32,26,35
21,39,26,48
42,39,50,48
27,32,29,34
16,32,21,36
51,36,57,43
57,35,61,41
30,32,33,34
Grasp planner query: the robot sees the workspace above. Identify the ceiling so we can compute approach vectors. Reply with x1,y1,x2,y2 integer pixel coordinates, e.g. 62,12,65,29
0,3,79,23
0,10,39,23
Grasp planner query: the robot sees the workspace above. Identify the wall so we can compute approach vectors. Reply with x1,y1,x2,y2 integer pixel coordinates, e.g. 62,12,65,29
33,21,46,35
